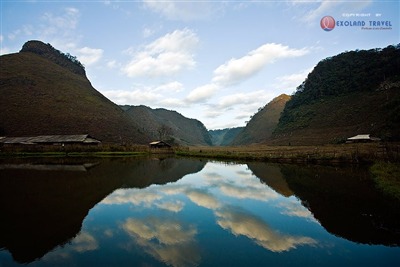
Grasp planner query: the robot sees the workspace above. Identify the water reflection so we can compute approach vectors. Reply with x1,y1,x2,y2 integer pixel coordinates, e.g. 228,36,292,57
121,216,200,267
0,157,206,264
0,158,399,266
215,206,318,252
280,164,400,246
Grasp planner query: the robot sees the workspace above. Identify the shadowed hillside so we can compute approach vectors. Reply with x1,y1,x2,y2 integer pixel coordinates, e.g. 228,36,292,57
122,105,212,146
0,40,150,143
271,44,400,145
230,94,290,145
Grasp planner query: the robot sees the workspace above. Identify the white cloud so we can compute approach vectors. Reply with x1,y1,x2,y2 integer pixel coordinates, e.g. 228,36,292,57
107,60,117,68
72,231,99,253
0,46,11,56
122,217,197,245
40,7,80,37
122,29,199,78
76,47,104,66
204,110,225,119
185,83,220,104
8,29,21,41
142,0,223,21
158,98,187,108
143,27,154,38
212,43,310,86
103,89,163,106
272,68,313,94
101,188,163,206
218,182,279,202
185,189,221,210
103,81,187,107
278,200,318,222
290,0,374,24
121,216,200,267
155,81,185,93
155,200,185,213
216,90,274,110
216,207,318,252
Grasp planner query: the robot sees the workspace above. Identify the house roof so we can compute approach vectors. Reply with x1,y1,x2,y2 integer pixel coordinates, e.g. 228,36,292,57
0,134,101,144
149,141,171,147
347,134,371,140
347,134,381,141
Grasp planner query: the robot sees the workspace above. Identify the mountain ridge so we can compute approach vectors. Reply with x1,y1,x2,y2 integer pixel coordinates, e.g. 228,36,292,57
0,41,151,144
122,105,213,146
271,44,400,145
230,94,290,146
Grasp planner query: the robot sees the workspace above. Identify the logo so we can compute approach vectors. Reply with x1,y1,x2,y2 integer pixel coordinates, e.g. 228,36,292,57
321,16,335,31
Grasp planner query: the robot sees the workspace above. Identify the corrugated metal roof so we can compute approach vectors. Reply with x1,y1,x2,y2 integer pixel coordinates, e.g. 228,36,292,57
0,134,101,144
149,141,162,145
347,134,371,140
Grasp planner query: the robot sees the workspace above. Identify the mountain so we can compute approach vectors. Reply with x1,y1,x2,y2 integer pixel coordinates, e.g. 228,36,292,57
271,44,400,145
0,40,151,144
230,94,291,146
209,127,244,146
122,105,212,146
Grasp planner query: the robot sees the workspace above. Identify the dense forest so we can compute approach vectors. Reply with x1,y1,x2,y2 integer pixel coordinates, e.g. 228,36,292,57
280,44,400,123
271,44,400,143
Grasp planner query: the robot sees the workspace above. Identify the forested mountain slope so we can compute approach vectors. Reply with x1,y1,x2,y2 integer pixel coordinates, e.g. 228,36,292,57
271,44,400,145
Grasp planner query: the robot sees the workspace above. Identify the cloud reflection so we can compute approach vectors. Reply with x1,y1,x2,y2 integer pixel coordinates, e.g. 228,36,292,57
101,188,162,206
121,217,200,267
278,200,318,222
72,232,99,252
155,200,185,213
215,207,317,252
42,231,98,262
218,182,279,202
186,189,221,210
204,170,279,202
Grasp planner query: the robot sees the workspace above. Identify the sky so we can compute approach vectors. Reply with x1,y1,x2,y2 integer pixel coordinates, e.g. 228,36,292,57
1,0,399,130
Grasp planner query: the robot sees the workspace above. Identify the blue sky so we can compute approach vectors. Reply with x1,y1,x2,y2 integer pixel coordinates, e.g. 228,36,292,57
1,0,399,129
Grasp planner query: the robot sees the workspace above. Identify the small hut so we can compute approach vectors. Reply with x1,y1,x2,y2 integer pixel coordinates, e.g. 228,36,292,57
0,134,101,146
346,134,381,143
149,141,171,148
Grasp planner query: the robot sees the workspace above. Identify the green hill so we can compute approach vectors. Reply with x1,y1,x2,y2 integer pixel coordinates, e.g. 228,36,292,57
0,41,151,144
271,44,400,145
230,94,291,145
209,127,244,146
122,105,212,146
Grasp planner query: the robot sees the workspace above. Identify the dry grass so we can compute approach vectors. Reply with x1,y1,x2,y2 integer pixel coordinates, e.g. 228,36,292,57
179,143,400,163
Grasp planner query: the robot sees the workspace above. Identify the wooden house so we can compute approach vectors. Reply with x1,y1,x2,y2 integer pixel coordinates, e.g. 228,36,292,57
149,141,172,148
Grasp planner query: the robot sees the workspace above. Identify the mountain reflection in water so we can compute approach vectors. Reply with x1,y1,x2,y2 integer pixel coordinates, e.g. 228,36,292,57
0,158,398,266
0,157,206,264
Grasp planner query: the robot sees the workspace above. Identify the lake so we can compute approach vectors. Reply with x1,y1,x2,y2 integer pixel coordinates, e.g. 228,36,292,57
0,157,399,266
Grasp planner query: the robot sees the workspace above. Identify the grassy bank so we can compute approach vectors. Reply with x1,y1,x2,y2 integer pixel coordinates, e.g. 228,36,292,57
176,143,397,164
370,161,400,201
0,151,149,158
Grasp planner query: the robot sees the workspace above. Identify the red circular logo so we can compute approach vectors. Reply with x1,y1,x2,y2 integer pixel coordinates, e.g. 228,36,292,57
321,16,335,31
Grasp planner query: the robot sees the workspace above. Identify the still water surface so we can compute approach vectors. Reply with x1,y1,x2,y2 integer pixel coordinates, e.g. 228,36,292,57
0,157,399,266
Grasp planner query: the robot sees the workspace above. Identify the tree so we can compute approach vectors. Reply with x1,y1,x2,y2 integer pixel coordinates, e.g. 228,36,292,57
156,124,173,141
